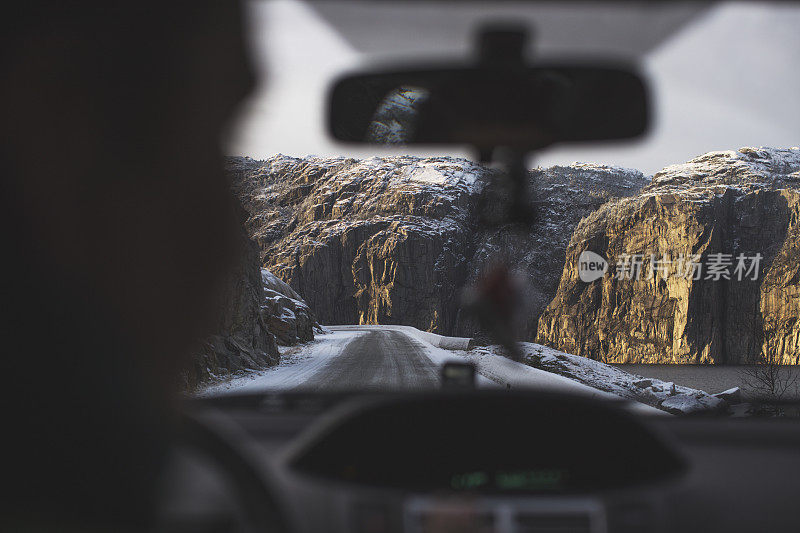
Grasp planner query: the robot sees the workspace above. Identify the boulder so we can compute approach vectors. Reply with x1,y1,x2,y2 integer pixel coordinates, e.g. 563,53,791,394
660,393,726,415
260,271,318,346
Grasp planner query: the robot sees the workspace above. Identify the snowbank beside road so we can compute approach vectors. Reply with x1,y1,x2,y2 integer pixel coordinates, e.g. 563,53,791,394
458,345,666,415
198,329,362,396
522,343,725,414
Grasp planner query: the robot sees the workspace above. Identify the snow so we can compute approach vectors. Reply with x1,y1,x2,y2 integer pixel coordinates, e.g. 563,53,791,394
450,345,666,415
629,146,800,206
197,330,362,396
567,162,645,176
521,342,725,414
401,335,497,389
652,146,800,185
464,348,620,397
712,387,742,405
260,268,283,288
326,324,478,365
406,165,449,185
261,268,309,311
660,394,722,415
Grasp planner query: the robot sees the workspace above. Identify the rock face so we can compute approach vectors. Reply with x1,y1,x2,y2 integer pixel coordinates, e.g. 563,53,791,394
228,155,645,339
471,163,647,339
189,228,279,388
230,155,483,335
537,147,800,364
188,222,322,387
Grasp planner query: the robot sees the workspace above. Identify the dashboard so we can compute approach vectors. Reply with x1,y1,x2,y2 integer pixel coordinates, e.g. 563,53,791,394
288,393,684,494
173,391,800,533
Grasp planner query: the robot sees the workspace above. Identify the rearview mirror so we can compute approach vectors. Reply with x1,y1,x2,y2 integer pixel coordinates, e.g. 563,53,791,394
328,63,649,152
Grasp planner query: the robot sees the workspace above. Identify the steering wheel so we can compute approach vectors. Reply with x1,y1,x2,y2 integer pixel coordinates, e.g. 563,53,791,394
174,409,292,533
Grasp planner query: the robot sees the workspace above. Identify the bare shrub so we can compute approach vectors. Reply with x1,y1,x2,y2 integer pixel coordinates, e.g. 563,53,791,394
740,349,800,401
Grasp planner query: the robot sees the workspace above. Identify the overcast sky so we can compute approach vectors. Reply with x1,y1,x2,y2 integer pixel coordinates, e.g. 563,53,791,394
226,0,800,175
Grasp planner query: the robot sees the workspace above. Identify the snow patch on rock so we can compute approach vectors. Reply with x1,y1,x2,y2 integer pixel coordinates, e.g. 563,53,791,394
650,146,800,189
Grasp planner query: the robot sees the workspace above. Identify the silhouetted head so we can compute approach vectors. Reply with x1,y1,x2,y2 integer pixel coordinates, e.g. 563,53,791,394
0,2,254,528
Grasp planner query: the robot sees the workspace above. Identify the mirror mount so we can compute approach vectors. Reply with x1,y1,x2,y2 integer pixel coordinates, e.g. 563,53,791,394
475,25,530,165
477,25,528,67
472,25,539,226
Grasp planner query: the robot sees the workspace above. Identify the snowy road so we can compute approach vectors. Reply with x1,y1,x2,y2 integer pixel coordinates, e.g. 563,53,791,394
199,326,665,414
305,329,439,389
200,327,465,395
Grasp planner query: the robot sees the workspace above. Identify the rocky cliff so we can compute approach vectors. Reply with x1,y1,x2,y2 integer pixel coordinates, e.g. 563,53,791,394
228,155,645,339
189,221,321,387
230,155,484,335
472,162,647,339
537,147,800,364
188,229,279,387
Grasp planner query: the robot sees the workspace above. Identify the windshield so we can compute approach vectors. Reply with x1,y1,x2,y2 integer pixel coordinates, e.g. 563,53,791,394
198,0,800,417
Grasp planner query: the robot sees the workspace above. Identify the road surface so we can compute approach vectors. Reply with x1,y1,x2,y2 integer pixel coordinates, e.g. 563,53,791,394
304,329,440,389
201,327,446,395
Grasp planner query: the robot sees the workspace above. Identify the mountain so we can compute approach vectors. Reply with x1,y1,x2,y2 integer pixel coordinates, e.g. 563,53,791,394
227,154,645,341
537,147,800,364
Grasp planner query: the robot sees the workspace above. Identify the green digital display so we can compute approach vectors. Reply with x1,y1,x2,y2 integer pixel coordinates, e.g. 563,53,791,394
450,469,568,491
450,470,490,490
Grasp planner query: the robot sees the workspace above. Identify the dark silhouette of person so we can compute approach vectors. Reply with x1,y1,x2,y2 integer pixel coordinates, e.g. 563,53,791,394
1,2,255,530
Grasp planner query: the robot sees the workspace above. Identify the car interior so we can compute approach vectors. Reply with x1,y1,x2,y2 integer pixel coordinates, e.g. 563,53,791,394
173,2,800,532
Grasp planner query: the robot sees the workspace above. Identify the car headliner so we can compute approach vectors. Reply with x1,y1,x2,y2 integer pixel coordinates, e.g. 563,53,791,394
307,1,712,59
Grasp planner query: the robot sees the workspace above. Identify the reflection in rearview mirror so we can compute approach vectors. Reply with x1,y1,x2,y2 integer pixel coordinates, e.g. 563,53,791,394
366,86,430,144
